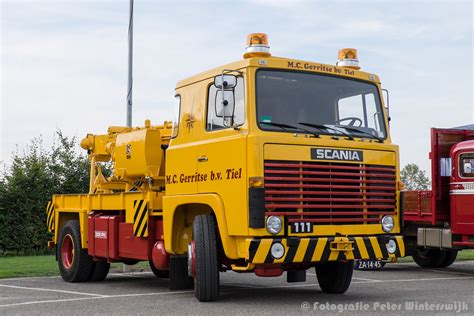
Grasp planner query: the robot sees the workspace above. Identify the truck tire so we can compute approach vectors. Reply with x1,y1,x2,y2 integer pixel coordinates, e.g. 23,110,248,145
315,261,353,294
122,260,140,265
149,260,169,278
192,215,220,302
439,250,458,268
412,247,446,268
58,220,94,282
89,261,110,282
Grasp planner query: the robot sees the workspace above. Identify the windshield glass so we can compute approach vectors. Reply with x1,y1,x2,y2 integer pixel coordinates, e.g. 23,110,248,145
256,70,387,139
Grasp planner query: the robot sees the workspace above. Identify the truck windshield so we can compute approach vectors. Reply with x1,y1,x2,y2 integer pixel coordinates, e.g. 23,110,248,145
256,69,387,139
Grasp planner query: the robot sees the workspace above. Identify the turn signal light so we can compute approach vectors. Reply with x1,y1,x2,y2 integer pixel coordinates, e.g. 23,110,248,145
398,181,405,191
336,48,360,70
249,176,264,188
244,33,271,59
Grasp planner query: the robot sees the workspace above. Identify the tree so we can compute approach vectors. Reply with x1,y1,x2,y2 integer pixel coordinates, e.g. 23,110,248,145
401,163,431,190
0,132,90,255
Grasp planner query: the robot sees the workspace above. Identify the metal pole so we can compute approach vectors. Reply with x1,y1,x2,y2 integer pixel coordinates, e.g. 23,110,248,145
124,0,134,274
126,0,133,127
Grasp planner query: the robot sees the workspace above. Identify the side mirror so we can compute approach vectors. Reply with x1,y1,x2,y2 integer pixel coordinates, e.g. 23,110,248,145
463,162,472,175
214,75,237,89
215,90,235,118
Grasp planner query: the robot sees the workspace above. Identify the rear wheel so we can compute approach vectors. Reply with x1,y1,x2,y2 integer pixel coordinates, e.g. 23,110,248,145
412,247,446,268
315,261,354,294
439,250,458,268
191,215,220,302
89,261,110,281
58,220,94,282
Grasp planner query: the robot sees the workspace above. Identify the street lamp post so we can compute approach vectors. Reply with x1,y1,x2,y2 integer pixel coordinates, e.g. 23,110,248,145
123,0,134,273
126,0,133,128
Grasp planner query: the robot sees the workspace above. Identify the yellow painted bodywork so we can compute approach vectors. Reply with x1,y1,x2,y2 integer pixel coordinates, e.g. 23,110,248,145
48,54,403,269
114,128,164,179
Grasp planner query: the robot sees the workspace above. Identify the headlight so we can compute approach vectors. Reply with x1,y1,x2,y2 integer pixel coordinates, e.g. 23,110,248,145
381,215,394,233
270,242,285,259
386,239,397,254
266,216,282,235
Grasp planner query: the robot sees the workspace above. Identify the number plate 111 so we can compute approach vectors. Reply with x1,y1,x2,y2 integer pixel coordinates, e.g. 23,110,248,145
290,222,314,233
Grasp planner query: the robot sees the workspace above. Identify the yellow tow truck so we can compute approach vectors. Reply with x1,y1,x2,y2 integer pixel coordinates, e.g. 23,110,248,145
47,33,404,301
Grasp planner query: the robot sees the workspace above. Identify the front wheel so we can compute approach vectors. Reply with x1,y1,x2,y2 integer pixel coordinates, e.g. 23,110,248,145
191,215,220,302
315,261,354,294
58,220,94,282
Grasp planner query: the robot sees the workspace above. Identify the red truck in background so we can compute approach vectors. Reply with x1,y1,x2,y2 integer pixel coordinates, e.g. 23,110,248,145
402,125,474,268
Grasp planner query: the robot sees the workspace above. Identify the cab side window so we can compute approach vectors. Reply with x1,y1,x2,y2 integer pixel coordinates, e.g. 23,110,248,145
207,77,245,131
440,157,452,177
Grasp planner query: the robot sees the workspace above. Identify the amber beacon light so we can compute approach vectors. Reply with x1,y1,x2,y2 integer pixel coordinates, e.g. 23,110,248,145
243,33,271,59
336,48,360,70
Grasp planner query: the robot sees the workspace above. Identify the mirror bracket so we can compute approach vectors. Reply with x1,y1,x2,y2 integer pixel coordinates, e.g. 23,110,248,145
382,88,390,122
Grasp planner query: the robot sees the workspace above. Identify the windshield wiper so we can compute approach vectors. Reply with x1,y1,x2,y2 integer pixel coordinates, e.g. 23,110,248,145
260,121,320,138
332,125,384,143
298,122,354,140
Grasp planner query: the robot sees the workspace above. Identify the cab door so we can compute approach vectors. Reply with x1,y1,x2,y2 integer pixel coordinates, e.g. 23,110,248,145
450,152,474,235
165,93,199,195
196,75,248,236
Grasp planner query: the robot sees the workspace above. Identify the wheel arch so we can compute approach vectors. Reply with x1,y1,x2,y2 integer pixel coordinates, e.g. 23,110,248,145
55,210,88,249
163,194,236,258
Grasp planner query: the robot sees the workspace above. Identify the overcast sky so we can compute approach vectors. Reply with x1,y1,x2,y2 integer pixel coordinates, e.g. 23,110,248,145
1,0,472,173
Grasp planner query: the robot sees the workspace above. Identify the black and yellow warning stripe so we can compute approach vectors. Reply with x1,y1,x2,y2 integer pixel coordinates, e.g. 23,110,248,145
133,200,149,238
248,235,404,264
46,201,55,232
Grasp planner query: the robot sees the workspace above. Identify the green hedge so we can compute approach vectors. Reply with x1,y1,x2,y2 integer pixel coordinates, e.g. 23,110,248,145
0,132,90,255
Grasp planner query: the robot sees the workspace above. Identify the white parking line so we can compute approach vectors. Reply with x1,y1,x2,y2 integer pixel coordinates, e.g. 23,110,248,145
309,272,376,282
0,290,194,308
2,274,474,308
351,276,474,284
0,284,106,297
422,269,474,277
1,297,102,308
222,276,474,288
352,277,376,281
221,283,263,289
0,275,61,281
0,271,153,282
108,272,154,277
379,265,474,277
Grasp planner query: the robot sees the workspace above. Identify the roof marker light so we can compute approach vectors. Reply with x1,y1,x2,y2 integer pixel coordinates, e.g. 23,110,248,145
336,48,360,70
244,33,271,59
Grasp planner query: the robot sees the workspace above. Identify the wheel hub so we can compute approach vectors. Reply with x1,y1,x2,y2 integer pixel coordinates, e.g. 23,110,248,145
61,234,74,269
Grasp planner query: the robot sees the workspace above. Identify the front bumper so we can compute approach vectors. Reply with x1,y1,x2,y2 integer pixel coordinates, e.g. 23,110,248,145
247,235,404,264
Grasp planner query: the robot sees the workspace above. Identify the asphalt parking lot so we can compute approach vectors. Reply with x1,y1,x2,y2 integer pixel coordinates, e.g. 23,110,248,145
1,261,473,315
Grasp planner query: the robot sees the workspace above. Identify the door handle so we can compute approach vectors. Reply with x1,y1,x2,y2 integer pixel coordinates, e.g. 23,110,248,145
197,156,208,162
